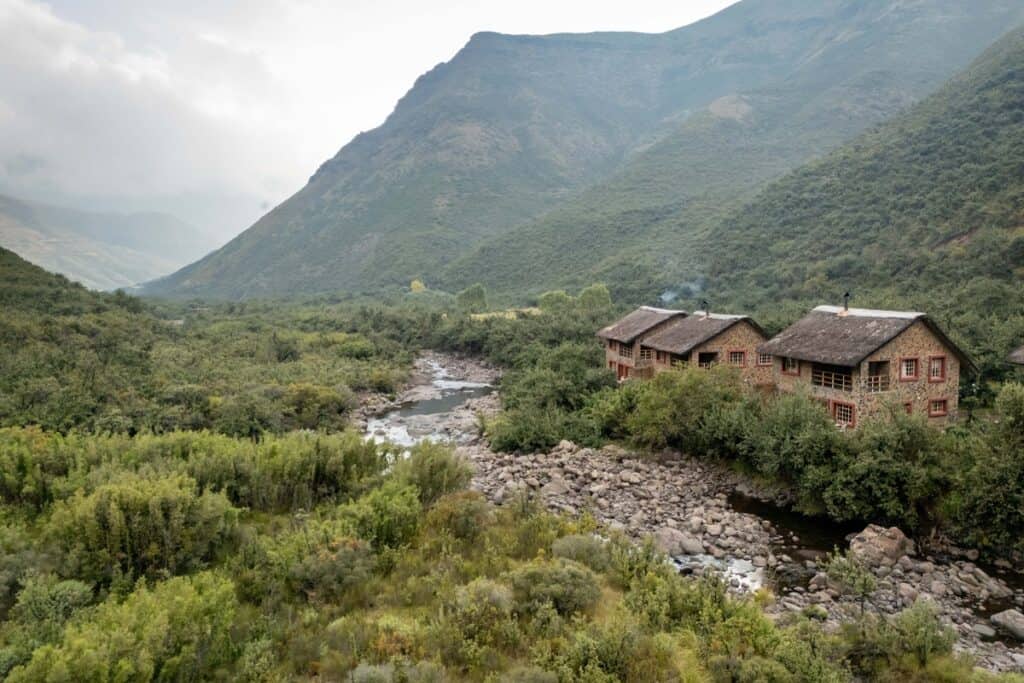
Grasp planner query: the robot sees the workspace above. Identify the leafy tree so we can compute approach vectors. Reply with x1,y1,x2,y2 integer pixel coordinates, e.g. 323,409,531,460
578,283,613,312
456,283,488,313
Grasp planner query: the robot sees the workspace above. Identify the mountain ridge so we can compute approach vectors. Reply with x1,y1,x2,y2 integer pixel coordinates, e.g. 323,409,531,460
143,0,1024,301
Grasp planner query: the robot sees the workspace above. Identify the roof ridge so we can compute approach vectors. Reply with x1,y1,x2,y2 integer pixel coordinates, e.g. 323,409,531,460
814,305,924,319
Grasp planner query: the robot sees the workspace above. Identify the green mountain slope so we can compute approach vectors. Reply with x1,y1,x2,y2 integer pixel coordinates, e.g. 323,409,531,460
0,194,214,291
0,246,134,315
701,25,1024,374
145,0,1024,300
443,1,1024,300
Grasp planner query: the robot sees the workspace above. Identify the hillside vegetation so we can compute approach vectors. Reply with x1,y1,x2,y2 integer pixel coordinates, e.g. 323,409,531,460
703,25,1024,378
442,2,1024,301
144,0,1024,300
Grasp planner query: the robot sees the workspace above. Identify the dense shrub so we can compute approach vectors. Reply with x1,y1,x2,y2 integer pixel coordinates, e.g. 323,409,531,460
551,534,610,573
394,441,473,505
235,516,375,608
507,560,601,617
0,573,92,677
47,473,238,583
343,482,422,550
7,572,238,682
945,384,1024,554
423,491,491,545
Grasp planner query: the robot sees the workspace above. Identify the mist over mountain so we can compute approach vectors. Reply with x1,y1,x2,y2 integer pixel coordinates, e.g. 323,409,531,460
0,194,217,291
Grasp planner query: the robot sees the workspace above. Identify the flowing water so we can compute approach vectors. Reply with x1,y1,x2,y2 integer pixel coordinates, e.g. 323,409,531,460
364,359,493,447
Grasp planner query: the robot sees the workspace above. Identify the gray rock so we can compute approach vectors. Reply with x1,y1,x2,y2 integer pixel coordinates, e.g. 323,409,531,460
653,527,704,556
991,609,1024,641
540,477,571,497
849,524,915,565
973,623,997,639
898,583,919,604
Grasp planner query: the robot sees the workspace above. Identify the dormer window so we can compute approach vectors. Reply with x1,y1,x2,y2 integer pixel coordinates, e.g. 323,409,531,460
782,357,800,375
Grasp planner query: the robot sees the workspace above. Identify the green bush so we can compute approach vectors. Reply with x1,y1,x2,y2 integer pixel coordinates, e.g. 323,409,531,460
424,491,491,545
507,559,600,617
394,442,473,505
7,572,238,682
344,482,422,549
551,534,610,573
0,573,92,677
47,473,238,583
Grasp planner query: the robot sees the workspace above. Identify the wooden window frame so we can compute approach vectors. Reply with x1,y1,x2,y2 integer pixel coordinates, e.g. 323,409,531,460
830,400,857,428
782,357,800,376
639,347,653,362
928,355,947,383
904,402,913,415
728,349,747,367
757,352,773,366
899,357,920,382
928,398,949,417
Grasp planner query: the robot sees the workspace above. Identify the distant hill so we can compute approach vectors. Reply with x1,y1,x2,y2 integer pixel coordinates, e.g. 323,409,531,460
698,25,1024,375
442,1,1024,301
0,194,215,291
0,246,129,315
144,0,1024,300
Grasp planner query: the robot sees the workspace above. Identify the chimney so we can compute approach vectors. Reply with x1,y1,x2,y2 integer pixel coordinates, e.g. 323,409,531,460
839,292,851,317
700,300,710,319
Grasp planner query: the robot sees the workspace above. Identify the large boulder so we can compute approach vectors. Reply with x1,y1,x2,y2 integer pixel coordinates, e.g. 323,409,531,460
849,524,915,565
991,609,1024,641
653,527,704,556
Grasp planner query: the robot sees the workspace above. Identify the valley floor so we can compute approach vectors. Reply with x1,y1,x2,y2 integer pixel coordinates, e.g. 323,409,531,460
365,352,1024,674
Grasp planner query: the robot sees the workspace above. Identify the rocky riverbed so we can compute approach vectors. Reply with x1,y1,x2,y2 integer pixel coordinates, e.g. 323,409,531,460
362,352,1024,673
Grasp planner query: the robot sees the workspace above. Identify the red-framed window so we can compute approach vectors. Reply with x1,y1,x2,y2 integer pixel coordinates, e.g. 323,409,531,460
639,347,653,361
831,400,856,428
757,352,773,366
782,357,800,375
728,350,746,367
928,356,946,383
900,357,919,381
929,398,949,417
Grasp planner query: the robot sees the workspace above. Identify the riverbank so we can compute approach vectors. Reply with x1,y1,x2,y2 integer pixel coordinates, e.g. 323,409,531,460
359,351,1024,673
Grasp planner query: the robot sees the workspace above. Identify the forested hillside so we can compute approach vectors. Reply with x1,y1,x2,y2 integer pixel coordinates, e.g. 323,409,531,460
702,25,1024,377
0,194,213,290
144,0,1024,300
442,2,1024,300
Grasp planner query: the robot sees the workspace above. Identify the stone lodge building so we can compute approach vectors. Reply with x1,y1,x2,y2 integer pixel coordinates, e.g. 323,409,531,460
598,303,974,429
597,306,685,380
758,305,974,428
639,311,771,386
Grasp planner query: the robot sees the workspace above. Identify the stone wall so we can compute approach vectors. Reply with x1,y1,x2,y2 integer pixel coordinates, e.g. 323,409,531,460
650,320,771,386
859,319,961,424
770,320,962,427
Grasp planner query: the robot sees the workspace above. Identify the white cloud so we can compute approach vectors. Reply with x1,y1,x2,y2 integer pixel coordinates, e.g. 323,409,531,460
0,0,736,240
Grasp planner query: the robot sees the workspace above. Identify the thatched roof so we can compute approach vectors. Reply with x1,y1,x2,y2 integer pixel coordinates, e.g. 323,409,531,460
640,312,765,355
758,305,975,371
597,306,685,343
1009,345,1024,366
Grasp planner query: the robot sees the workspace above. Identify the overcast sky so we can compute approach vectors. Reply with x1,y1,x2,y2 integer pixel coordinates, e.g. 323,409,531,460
0,0,736,243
